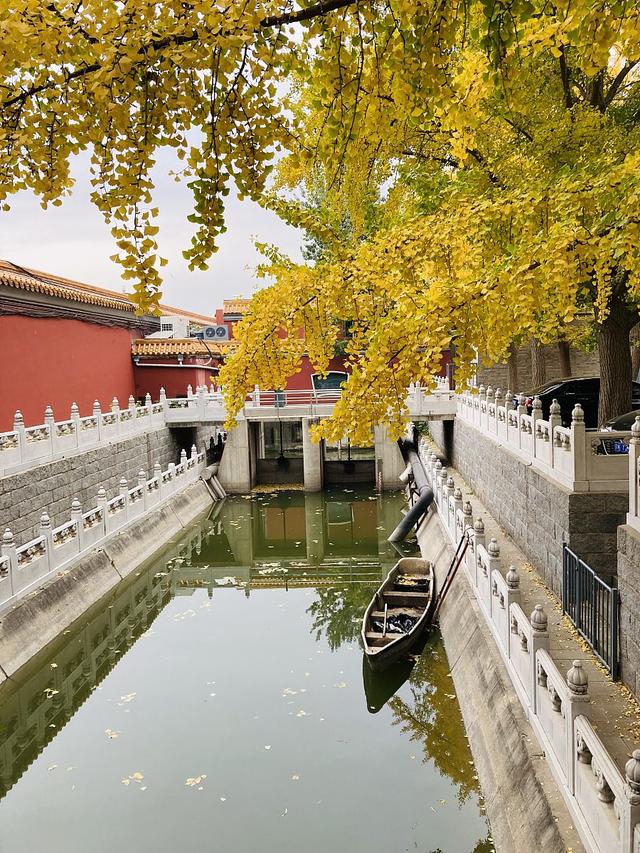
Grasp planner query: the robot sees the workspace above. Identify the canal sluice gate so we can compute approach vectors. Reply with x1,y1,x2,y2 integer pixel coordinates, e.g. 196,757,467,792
0,489,491,852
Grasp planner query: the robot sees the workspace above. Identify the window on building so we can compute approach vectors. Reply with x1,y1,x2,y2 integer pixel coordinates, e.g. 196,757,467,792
311,371,348,391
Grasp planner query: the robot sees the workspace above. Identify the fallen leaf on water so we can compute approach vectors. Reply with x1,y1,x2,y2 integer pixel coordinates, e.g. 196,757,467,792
105,729,120,739
185,775,207,787
281,808,288,817
334,682,347,689
264,745,271,750
48,765,57,771
291,775,300,781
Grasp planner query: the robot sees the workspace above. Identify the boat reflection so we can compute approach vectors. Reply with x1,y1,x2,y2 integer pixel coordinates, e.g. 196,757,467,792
362,655,416,713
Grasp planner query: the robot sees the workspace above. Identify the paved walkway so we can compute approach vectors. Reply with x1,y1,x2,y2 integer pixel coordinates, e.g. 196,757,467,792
432,444,640,775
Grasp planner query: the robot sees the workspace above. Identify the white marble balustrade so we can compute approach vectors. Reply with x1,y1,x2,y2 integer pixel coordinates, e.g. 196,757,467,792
457,387,631,492
0,447,206,614
417,440,640,853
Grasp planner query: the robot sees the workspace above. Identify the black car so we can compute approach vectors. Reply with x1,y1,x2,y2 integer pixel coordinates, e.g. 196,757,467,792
519,377,640,429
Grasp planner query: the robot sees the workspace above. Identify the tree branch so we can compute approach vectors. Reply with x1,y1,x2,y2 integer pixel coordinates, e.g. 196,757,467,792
3,0,366,110
603,60,639,109
262,0,362,27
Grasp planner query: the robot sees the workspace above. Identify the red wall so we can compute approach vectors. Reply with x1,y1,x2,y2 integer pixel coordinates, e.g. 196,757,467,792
0,316,137,431
285,355,349,390
134,364,215,401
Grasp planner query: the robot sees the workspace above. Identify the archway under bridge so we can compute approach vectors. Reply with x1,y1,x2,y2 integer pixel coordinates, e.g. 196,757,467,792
218,419,406,493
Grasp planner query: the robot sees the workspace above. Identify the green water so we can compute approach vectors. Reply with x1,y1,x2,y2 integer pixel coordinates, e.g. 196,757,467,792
0,489,491,853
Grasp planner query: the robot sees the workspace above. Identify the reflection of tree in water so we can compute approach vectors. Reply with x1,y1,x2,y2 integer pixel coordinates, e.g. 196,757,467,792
388,639,481,806
307,583,376,651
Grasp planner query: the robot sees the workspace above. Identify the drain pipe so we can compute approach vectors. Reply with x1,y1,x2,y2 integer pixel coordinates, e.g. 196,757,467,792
388,436,433,543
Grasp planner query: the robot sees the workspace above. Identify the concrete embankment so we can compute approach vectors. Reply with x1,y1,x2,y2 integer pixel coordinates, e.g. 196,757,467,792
418,510,584,853
0,481,212,682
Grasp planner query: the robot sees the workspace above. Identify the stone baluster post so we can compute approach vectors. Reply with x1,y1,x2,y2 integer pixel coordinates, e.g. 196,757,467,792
71,498,83,550
486,386,495,435
494,387,503,436
39,512,54,572
476,385,486,428
13,410,26,463
43,405,55,456
438,466,448,511
119,477,129,522
486,538,500,618
159,387,167,404
504,566,521,655
145,392,152,409
628,417,640,530
504,390,515,447
187,384,193,399
90,400,101,443
127,395,136,433
138,470,147,510
531,395,542,459
1,529,17,597
452,487,464,539
570,403,587,487
623,750,640,853
197,384,206,419
111,397,120,437
44,405,54,429
564,661,590,794
546,398,561,470
96,487,108,533
467,517,485,584
462,500,474,533
529,605,550,712
69,402,80,450
180,448,187,470
445,476,456,537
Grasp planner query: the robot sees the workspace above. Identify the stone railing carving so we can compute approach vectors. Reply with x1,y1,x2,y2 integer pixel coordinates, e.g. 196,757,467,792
628,418,640,536
0,447,206,614
418,439,640,853
0,395,166,478
457,389,631,493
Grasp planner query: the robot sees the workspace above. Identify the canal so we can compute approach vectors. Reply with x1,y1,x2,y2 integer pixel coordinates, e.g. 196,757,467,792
0,489,491,852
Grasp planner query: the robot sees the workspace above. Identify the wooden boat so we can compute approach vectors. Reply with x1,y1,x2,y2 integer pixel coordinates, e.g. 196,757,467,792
361,557,436,672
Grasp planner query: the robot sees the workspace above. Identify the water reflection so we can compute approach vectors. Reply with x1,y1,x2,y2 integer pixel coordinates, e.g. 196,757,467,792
0,490,492,852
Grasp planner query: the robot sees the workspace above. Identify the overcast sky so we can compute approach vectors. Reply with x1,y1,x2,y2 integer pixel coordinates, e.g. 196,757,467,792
0,150,304,316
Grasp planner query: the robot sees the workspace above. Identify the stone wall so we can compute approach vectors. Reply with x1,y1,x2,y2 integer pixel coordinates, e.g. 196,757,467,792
476,343,600,392
428,417,624,590
0,427,181,543
618,524,640,696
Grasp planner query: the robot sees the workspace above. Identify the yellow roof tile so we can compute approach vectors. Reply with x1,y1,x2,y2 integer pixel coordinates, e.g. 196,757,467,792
132,338,234,357
0,260,217,323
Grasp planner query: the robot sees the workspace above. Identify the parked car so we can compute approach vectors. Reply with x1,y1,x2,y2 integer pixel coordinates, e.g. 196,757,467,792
519,377,640,429
598,408,640,454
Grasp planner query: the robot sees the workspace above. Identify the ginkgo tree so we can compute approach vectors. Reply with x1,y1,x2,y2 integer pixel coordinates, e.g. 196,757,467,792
2,0,640,429
220,3,640,432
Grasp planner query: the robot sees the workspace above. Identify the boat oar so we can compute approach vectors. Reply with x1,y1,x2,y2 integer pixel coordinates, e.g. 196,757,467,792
432,534,469,624
382,603,388,637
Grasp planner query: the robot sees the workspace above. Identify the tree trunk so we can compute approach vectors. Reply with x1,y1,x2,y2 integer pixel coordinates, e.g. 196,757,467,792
597,295,639,425
558,340,572,377
631,324,640,381
530,338,546,388
507,343,519,392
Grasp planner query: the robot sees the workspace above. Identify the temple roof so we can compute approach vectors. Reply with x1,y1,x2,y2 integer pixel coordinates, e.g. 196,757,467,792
131,338,233,357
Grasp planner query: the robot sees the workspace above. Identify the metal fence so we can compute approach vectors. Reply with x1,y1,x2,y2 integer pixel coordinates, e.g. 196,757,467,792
562,543,619,679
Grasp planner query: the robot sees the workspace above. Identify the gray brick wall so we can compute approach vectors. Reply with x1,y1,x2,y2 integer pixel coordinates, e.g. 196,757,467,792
0,427,181,543
618,525,640,695
429,418,624,591
476,344,600,392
